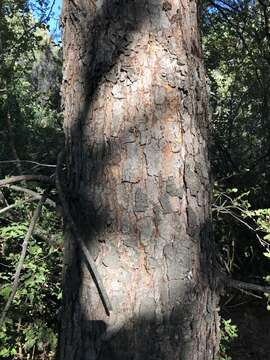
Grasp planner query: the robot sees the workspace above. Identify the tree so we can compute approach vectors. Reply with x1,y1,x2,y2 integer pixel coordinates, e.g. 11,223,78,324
57,1,220,359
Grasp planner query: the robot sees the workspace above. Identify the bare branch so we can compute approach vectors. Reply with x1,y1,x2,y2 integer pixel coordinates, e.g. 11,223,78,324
0,160,56,168
0,197,37,215
9,185,56,208
221,276,270,294
56,152,113,315
0,192,47,325
0,175,54,187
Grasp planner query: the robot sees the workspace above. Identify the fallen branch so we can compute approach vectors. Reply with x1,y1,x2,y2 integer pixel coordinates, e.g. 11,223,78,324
0,175,54,187
222,276,270,294
56,152,113,315
0,192,47,325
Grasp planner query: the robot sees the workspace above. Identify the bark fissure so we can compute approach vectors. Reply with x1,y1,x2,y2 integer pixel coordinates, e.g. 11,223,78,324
58,0,220,359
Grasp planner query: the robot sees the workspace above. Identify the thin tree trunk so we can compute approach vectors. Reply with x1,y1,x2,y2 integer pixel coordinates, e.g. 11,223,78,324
57,1,220,359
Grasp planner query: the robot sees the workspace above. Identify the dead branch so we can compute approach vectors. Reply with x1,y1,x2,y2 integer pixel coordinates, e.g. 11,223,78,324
0,160,56,168
222,276,270,294
0,192,47,325
0,197,37,215
56,151,113,315
8,185,56,208
0,175,54,187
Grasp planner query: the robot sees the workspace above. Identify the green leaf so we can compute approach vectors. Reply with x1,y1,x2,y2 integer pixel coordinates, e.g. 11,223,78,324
263,234,270,241
0,348,10,358
0,286,12,300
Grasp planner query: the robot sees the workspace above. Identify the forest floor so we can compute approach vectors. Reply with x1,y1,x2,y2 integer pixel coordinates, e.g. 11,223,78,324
221,295,270,360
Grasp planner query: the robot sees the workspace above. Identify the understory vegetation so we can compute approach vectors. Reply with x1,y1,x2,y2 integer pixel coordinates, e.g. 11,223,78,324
0,0,269,359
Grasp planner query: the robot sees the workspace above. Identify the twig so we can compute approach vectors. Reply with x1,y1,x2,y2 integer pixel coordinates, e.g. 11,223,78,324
0,192,47,325
0,197,37,215
235,288,263,300
217,208,256,232
0,175,54,187
8,185,56,208
0,160,56,168
56,152,113,315
223,299,251,309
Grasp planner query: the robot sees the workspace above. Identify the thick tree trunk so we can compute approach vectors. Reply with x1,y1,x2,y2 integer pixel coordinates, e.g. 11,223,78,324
57,1,220,359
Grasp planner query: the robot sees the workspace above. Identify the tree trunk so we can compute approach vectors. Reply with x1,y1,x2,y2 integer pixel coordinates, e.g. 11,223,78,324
57,1,220,359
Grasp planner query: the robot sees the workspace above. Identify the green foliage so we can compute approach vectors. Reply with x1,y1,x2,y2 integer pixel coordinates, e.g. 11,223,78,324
0,1,63,359
203,0,270,200
0,193,62,359
204,0,270,286
242,208,270,258
219,319,238,360
213,185,270,289
0,0,63,166
203,2,270,356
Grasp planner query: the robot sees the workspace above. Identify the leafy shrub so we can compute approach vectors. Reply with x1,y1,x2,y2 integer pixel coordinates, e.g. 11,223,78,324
219,319,238,360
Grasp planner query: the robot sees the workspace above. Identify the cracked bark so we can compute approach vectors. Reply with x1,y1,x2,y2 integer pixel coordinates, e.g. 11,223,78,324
57,1,220,359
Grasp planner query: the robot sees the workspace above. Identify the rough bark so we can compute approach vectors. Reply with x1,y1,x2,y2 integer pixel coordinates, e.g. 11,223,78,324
57,1,220,359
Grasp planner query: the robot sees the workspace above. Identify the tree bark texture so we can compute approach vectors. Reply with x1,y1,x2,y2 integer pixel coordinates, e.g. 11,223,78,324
58,1,220,359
